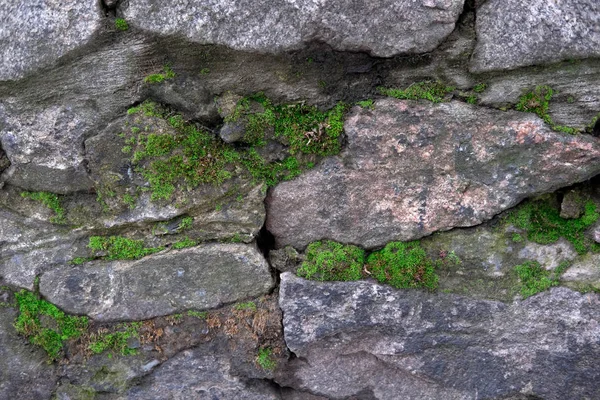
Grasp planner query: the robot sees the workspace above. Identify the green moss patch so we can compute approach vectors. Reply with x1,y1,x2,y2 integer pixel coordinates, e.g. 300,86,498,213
515,85,577,134
367,241,439,290
21,191,66,224
514,261,568,299
256,347,276,371
114,18,129,31
297,240,365,281
88,322,142,356
88,236,163,260
378,81,455,103
505,198,599,254
144,65,175,84
14,290,89,361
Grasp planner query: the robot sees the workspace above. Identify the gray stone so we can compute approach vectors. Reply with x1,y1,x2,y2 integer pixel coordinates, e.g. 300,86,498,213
561,254,600,289
123,0,464,57
219,122,246,143
471,0,600,72
270,246,303,274
267,99,600,249
0,307,57,400
39,243,274,321
278,273,600,399
0,1,102,81
560,190,585,219
518,239,577,270
124,347,281,400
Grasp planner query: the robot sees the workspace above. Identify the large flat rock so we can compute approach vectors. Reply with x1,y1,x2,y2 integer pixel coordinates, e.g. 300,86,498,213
0,1,102,81
471,0,600,72
39,243,274,321
267,99,600,249
123,0,464,57
278,273,600,399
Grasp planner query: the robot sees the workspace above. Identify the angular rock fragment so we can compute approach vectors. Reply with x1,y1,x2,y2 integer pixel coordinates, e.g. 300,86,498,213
0,1,102,81
39,244,274,321
471,0,600,72
278,273,600,399
123,0,464,57
267,99,600,249
0,307,57,400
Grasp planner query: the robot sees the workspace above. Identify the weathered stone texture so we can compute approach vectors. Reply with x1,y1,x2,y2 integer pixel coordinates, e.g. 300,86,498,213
0,307,57,399
278,273,600,399
123,0,464,57
471,0,600,72
39,244,274,321
0,1,102,81
267,99,600,249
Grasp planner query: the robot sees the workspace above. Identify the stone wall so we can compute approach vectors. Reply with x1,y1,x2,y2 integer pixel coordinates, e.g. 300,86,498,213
1,1,600,399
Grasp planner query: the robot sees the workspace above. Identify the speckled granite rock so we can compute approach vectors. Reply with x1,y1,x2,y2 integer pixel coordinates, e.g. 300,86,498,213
0,1,102,81
267,99,600,249
277,273,600,399
471,0,600,72
122,0,464,57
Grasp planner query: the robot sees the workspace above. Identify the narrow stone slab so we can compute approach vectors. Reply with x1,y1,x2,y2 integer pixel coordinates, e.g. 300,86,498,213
267,99,600,249
471,0,600,72
0,1,102,81
278,273,600,399
123,0,464,57
39,244,274,321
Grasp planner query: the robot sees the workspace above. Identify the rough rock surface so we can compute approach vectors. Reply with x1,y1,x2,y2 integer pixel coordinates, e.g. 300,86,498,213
124,347,281,400
0,307,57,399
267,99,600,249
562,254,600,289
39,244,274,321
471,0,600,72
0,1,102,81
123,0,464,57
278,273,600,399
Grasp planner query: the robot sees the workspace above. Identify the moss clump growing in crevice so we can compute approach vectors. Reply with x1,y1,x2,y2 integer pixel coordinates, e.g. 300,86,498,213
124,97,348,201
21,191,66,224
515,85,578,134
367,241,439,290
234,301,257,312
14,290,89,361
256,347,276,371
114,18,129,31
356,99,375,109
88,322,142,356
505,198,599,254
88,236,164,260
172,236,197,249
377,81,455,103
514,261,569,299
143,65,176,84
297,240,365,281
297,240,440,290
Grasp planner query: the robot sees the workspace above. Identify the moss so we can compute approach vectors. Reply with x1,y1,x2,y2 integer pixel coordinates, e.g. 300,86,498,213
297,240,365,281
14,290,88,361
187,310,208,319
199,68,210,75
178,216,193,230
143,66,176,84
88,236,163,260
366,241,439,290
88,322,142,356
114,18,129,31
511,233,524,243
356,99,375,109
234,301,257,312
473,83,487,93
377,81,455,103
515,85,578,134
256,347,276,371
21,191,66,224
70,257,94,265
466,95,477,105
505,198,599,254
514,261,569,299
172,237,197,249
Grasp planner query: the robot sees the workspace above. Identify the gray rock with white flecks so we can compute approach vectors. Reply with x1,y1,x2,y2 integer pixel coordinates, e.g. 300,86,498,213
277,273,600,399
0,1,102,81
471,0,600,72
39,243,274,321
122,0,464,57
267,99,600,250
